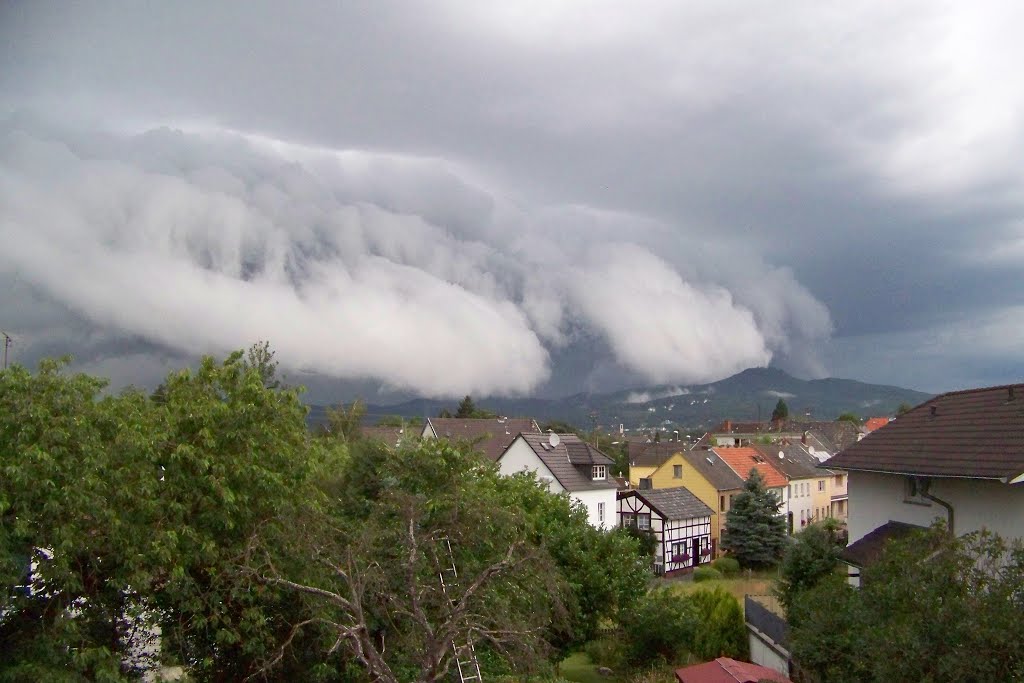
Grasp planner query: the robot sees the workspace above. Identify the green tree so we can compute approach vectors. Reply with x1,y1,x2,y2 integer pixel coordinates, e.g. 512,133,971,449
789,526,1024,682
771,399,789,422
689,587,748,661
449,395,497,419
896,402,913,415
720,470,787,568
836,412,861,425
775,519,845,615
324,399,366,441
619,587,698,665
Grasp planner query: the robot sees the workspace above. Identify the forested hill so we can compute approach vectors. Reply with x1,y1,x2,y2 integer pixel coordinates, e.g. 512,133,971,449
307,367,932,432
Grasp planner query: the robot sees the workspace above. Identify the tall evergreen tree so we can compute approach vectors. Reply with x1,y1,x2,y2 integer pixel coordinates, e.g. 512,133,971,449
720,469,787,568
771,398,789,422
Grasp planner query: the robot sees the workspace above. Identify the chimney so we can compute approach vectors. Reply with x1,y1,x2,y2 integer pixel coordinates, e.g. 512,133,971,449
802,431,808,446
724,419,732,432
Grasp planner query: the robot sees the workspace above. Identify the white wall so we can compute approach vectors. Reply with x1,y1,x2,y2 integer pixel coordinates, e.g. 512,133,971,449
575,488,618,529
848,471,1024,545
748,631,790,676
497,438,565,494
783,479,815,531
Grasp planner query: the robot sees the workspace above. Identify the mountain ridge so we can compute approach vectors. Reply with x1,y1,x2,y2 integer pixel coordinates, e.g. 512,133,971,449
306,368,933,432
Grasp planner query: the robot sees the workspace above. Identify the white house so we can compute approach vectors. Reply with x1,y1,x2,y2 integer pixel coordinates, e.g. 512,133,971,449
617,487,715,575
823,383,1024,584
497,432,618,529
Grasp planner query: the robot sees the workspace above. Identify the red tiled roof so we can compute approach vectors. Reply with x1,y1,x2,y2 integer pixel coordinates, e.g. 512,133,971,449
711,447,788,488
675,657,792,683
824,383,1024,480
863,417,890,433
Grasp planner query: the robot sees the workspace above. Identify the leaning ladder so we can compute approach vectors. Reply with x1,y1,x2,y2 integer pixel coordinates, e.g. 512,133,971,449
438,537,483,683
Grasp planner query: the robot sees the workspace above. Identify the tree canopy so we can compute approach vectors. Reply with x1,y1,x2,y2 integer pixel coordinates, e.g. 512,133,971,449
789,526,1024,682
720,470,787,568
775,519,845,614
770,398,789,422
1,350,647,680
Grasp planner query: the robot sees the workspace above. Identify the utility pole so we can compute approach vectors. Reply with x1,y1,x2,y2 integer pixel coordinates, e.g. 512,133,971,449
1,332,10,370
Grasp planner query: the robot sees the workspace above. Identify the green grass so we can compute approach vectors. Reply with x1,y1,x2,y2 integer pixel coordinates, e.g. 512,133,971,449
659,568,779,607
560,652,613,683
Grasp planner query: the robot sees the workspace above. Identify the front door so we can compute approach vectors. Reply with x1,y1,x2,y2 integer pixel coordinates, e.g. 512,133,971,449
691,538,700,567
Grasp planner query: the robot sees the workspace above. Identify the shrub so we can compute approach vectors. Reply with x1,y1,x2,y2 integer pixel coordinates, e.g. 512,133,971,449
693,566,723,583
618,587,698,666
583,636,626,670
712,557,740,575
687,587,749,660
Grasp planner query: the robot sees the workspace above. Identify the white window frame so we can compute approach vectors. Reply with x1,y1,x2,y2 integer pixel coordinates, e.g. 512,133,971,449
592,465,606,480
598,502,605,523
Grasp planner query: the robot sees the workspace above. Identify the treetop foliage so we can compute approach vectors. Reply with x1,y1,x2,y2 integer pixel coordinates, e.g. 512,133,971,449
720,469,787,568
770,398,789,422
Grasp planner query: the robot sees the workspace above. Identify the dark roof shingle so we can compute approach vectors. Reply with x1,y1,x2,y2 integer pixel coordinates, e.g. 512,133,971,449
629,441,687,467
823,383,1024,480
426,417,540,462
515,433,618,492
840,520,927,568
622,486,714,521
679,449,746,492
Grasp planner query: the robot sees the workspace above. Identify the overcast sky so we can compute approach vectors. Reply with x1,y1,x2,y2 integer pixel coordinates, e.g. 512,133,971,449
1,1,1022,400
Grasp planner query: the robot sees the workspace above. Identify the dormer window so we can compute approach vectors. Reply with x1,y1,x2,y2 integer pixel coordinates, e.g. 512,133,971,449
592,465,606,480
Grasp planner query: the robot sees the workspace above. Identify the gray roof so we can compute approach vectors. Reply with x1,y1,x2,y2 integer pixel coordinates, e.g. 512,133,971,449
516,433,618,492
751,443,823,480
679,449,746,491
622,486,714,521
629,441,687,467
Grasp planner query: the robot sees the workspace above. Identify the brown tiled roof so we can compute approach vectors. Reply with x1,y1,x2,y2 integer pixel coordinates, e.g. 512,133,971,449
823,383,1024,480
679,449,746,492
621,486,715,521
840,520,927,568
675,657,793,683
629,441,687,467
425,417,541,462
515,433,618,493
361,425,414,446
712,447,788,489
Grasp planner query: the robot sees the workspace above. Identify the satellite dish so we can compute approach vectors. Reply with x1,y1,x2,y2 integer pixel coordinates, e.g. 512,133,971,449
549,432,561,448
779,451,785,459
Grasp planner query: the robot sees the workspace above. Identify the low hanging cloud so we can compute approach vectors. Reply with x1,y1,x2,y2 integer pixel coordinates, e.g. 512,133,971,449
0,114,832,396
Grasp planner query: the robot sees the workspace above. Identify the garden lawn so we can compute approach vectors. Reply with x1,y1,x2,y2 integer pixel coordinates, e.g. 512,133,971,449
560,651,614,683
661,569,777,607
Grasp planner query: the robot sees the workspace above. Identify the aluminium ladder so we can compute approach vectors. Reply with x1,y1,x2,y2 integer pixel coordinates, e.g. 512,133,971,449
437,537,483,683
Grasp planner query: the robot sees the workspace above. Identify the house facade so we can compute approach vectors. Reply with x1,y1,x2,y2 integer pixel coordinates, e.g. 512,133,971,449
823,383,1024,584
618,487,715,574
498,432,618,528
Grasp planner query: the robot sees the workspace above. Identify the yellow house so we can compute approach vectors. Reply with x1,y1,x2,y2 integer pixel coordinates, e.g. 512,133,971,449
627,441,681,487
645,449,745,555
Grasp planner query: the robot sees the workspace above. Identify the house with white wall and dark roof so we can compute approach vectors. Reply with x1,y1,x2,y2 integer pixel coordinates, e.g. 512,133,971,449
822,383,1024,585
497,432,618,528
617,486,715,575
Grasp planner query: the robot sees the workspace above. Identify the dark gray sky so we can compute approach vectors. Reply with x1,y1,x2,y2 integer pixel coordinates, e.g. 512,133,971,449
1,1,1022,399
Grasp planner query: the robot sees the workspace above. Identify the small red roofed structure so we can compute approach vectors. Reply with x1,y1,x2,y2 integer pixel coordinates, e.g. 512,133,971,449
675,657,792,683
862,416,890,433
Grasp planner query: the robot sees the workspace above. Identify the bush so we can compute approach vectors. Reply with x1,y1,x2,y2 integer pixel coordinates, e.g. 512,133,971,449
618,587,698,666
712,557,740,575
583,636,626,670
687,587,749,660
693,566,723,583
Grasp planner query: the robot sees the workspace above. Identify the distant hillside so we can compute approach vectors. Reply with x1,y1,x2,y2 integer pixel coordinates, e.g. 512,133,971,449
306,367,932,433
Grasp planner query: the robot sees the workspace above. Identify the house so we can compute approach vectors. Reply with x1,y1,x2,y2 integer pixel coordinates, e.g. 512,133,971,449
713,419,863,451
617,486,715,574
360,425,416,447
675,656,792,683
627,441,685,486
421,417,541,462
711,447,789,513
497,432,618,528
822,383,1024,585
752,443,830,533
638,448,745,555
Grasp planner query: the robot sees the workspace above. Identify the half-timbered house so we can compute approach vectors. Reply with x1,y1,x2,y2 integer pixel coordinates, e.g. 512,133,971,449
617,486,715,575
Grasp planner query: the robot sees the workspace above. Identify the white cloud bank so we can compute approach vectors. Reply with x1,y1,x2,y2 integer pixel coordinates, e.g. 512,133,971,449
0,115,832,396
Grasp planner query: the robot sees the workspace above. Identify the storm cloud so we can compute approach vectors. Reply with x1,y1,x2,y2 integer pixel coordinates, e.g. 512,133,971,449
1,1,1022,396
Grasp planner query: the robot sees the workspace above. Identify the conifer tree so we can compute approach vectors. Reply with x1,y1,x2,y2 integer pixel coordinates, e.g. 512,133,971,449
720,469,787,568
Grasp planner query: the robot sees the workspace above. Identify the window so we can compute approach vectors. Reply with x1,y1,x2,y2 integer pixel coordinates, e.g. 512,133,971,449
835,474,844,486
788,484,792,497
673,464,682,478
637,513,651,530
818,480,825,492
720,495,725,512
903,477,933,506
592,465,606,480
621,512,635,527
598,502,605,524
621,512,651,530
